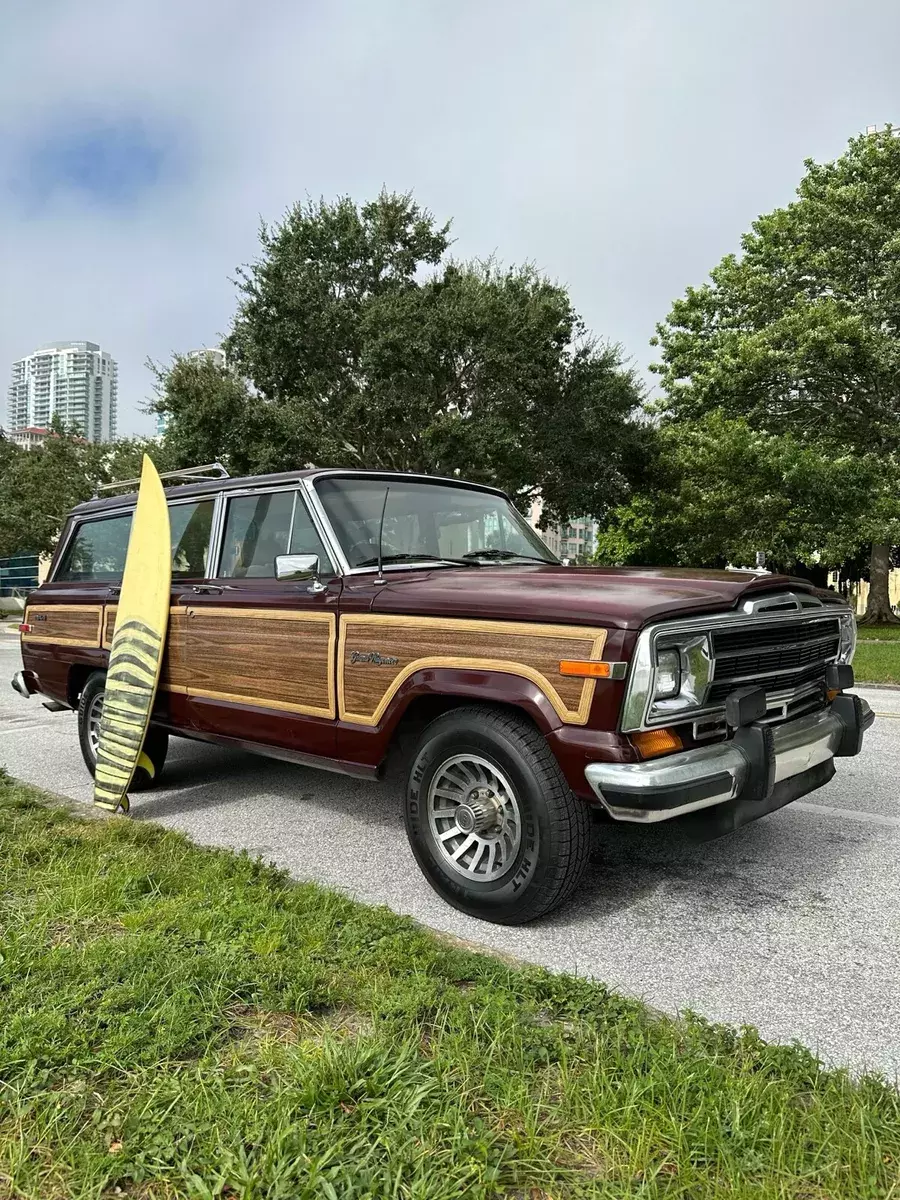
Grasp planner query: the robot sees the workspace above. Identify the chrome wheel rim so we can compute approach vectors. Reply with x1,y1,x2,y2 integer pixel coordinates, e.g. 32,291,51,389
87,692,104,760
427,753,522,882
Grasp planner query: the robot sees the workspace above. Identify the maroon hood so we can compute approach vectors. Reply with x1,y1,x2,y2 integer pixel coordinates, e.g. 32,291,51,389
369,564,832,629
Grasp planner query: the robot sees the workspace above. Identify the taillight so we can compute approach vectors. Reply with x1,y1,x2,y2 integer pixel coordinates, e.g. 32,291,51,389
18,623,31,634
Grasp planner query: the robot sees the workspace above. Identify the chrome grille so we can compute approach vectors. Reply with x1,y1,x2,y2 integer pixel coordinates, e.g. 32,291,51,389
709,616,840,702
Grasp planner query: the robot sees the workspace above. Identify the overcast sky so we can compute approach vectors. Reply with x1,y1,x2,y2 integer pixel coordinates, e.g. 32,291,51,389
2,0,899,437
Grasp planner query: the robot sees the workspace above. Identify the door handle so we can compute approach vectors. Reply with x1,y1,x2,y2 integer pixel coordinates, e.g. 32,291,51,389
191,584,225,595
107,587,121,598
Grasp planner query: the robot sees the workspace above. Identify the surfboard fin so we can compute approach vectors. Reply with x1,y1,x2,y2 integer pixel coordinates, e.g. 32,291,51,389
137,751,156,779
94,794,130,814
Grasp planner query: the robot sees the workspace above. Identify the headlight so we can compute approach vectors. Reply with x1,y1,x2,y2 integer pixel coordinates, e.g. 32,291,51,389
654,647,682,698
650,634,712,718
837,611,856,664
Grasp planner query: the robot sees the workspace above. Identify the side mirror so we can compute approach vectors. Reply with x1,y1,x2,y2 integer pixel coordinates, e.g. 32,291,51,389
275,553,320,581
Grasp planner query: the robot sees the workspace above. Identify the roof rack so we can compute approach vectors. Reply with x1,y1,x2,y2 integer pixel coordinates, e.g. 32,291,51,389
94,462,230,496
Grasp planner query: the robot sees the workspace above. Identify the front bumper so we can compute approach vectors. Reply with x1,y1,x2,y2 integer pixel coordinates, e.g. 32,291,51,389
585,695,874,825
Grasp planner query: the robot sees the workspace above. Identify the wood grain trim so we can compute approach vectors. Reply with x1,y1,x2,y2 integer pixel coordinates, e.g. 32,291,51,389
187,606,333,621
22,604,103,648
183,607,337,720
338,613,608,727
102,604,185,649
102,604,116,649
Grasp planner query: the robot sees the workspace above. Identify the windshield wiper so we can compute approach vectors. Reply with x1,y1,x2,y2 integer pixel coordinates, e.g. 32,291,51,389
462,548,554,564
354,552,482,569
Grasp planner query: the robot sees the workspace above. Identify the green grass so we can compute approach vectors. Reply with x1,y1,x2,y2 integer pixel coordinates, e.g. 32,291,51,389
853,640,900,685
857,624,900,643
1,775,899,1199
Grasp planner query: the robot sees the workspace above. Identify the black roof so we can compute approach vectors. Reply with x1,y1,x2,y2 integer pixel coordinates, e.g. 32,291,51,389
71,467,507,516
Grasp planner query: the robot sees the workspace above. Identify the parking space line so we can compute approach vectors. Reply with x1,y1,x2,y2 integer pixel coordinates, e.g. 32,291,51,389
0,722,68,735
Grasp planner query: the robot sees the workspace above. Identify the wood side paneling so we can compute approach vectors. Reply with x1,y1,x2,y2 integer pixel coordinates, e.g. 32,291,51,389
183,606,336,718
22,604,102,648
160,609,190,693
104,604,189,694
102,605,117,649
338,614,607,727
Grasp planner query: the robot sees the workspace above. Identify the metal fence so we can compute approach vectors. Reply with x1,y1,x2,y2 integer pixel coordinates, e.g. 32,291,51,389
0,554,39,599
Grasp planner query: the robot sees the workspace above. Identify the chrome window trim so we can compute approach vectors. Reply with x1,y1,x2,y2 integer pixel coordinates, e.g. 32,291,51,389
621,596,852,733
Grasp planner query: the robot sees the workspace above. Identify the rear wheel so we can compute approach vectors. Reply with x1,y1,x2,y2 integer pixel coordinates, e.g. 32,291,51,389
404,706,591,924
77,671,168,792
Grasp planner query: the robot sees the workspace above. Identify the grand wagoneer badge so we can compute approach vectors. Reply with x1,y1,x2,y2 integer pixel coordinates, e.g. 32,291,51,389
350,650,400,666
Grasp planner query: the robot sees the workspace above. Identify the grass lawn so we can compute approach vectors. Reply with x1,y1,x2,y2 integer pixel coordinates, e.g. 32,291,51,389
856,625,900,643
1,775,899,1198
853,639,900,685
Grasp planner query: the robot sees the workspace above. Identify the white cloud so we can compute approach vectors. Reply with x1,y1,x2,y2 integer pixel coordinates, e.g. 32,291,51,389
2,0,899,436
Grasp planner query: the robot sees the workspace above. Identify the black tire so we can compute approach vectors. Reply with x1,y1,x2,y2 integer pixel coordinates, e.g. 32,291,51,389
405,705,591,924
77,671,168,792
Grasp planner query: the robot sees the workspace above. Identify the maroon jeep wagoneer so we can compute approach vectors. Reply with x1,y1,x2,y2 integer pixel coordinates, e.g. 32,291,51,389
12,465,873,923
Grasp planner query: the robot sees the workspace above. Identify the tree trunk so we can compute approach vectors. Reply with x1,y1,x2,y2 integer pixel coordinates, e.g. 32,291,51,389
859,542,900,625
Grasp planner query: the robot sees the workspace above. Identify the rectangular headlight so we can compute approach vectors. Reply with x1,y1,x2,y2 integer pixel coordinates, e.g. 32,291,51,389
837,612,857,664
650,634,712,718
654,647,682,699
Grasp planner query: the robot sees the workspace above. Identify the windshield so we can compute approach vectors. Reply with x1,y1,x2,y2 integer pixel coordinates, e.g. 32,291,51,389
315,477,558,570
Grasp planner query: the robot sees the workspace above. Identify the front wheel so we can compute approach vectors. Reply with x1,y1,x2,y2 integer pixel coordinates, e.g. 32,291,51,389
77,671,168,792
404,706,591,924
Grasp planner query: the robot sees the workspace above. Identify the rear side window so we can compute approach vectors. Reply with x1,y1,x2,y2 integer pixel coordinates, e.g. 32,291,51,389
56,499,215,583
55,513,133,582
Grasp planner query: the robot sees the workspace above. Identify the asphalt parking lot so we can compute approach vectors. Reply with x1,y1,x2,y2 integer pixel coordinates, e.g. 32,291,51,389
2,635,898,1078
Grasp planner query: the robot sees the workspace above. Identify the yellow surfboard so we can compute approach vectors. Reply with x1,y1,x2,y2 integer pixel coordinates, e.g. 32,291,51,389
93,455,171,813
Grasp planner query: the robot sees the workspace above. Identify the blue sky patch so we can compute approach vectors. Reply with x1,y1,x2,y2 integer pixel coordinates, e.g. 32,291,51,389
10,115,181,210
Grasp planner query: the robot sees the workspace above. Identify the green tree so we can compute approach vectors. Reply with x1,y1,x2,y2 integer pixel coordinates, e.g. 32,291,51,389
653,128,900,622
156,191,646,523
0,428,173,559
594,414,899,581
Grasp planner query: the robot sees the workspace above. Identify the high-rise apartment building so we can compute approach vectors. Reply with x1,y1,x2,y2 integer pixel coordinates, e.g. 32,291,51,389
7,341,117,443
186,346,227,369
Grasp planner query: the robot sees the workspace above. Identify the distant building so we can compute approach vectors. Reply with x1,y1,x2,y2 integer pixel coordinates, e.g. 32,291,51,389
528,499,599,563
7,341,117,443
186,346,227,369
157,346,227,438
11,426,50,450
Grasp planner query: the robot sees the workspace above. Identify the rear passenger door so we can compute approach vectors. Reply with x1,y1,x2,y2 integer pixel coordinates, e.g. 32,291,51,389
181,487,341,758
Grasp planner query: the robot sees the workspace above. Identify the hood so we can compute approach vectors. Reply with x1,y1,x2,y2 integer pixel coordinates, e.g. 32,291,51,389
369,564,835,629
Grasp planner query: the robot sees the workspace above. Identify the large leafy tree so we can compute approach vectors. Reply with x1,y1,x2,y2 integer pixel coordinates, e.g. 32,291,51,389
0,428,174,559
653,128,900,622
593,413,898,583
156,191,646,522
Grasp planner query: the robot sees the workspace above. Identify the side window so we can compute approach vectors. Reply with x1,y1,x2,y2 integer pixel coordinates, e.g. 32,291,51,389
169,500,215,580
219,491,330,579
55,499,215,583
56,514,133,582
289,497,331,565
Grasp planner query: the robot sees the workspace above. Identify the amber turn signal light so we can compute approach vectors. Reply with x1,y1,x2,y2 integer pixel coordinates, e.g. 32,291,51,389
631,728,683,759
559,660,612,678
